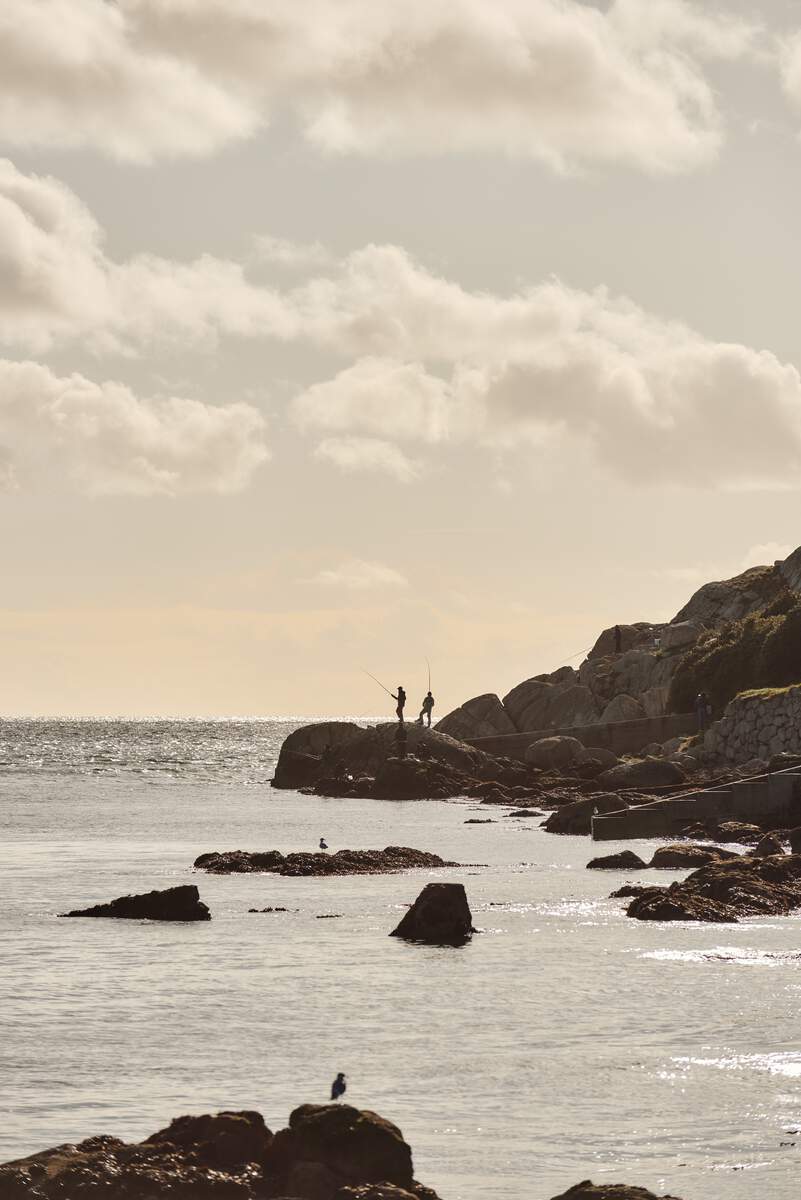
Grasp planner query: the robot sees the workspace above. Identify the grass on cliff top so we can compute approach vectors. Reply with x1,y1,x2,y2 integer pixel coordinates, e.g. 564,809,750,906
736,685,799,701
668,597,801,714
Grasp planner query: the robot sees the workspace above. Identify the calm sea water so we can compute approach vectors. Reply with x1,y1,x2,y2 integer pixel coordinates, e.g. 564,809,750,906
2,718,801,1199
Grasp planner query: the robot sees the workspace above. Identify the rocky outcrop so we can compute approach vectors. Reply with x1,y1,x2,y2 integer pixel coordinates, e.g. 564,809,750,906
598,757,686,790
549,1183,685,1199
0,1104,441,1200
660,620,703,653
195,847,459,877
390,882,474,945
501,677,599,732
624,853,801,923
542,793,627,835
525,735,587,770
648,844,739,869
600,694,645,723
703,686,801,763
673,563,787,628
586,850,647,870
753,833,785,857
60,884,210,922
435,693,515,739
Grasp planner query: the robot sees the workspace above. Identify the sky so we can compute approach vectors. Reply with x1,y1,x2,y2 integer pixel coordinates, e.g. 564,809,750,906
2,0,801,718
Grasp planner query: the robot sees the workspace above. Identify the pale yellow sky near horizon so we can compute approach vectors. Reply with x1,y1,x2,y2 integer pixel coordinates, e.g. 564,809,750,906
2,0,801,718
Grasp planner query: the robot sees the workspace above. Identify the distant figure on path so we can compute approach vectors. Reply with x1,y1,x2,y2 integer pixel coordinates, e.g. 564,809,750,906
417,691,435,727
392,685,406,722
696,690,711,732
614,624,622,654
319,837,328,850
331,1072,346,1101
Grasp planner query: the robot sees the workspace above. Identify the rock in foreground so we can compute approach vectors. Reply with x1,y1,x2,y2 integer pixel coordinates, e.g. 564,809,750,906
586,850,648,870
623,853,801,923
60,884,211,922
195,847,459,877
549,1183,685,1199
390,882,475,945
0,1104,441,1200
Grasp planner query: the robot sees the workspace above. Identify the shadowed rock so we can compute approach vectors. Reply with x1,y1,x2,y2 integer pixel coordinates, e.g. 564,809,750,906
549,1183,685,1200
624,853,801,923
586,850,647,870
195,847,460,877
754,833,785,857
648,844,739,869
542,793,627,835
390,882,475,945
60,884,210,922
598,758,686,790
0,1104,442,1200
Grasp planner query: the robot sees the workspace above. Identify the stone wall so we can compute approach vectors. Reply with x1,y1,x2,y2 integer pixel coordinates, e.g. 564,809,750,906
704,687,801,762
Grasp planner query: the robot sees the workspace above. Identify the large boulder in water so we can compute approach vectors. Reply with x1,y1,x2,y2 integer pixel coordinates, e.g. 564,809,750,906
549,1183,686,1200
435,693,516,739
542,793,628,835
586,850,647,870
60,884,210,922
648,844,739,869
273,722,365,788
390,883,474,945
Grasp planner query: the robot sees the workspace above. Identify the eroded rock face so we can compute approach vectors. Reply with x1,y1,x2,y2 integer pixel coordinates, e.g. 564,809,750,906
625,853,801,923
195,847,458,877
0,1105,442,1200
435,693,516,740
598,758,686,790
549,1182,685,1200
673,563,787,628
390,882,474,945
60,884,211,922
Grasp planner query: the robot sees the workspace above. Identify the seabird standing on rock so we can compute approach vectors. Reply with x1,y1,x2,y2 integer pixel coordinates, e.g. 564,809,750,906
331,1072,346,1101
319,837,328,850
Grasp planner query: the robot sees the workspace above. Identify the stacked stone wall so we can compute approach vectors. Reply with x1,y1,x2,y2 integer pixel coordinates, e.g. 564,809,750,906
704,686,801,762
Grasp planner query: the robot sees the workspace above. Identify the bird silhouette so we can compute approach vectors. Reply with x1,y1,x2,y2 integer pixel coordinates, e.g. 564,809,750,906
319,837,328,850
331,1072,346,1101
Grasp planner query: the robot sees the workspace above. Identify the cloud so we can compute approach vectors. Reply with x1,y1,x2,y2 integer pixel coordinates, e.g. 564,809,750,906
313,436,420,483
253,235,333,270
0,0,757,172
311,558,409,589
0,359,268,495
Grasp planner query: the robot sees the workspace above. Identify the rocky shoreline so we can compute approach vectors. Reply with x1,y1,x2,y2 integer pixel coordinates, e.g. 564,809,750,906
194,846,463,877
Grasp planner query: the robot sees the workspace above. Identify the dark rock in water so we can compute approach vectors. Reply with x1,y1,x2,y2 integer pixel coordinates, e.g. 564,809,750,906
610,884,655,899
464,818,495,823
542,793,628,835
754,833,785,857
60,884,210,922
390,882,475,945
715,820,763,844
197,846,459,877
504,808,541,818
248,906,293,913
0,1103,442,1199
586,850,647,870
598,757,686,790
372,756,473,800
648,843,739,869
625,854,801,923
549,1182,685,1199
316,913,344,919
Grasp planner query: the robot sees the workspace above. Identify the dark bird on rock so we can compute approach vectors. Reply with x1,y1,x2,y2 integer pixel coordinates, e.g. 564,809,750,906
331,1072,346,1101
319,837,328,850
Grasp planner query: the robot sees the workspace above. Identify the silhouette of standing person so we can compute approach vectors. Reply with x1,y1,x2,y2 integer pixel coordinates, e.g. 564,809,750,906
392,685,406,722
417,691,435,727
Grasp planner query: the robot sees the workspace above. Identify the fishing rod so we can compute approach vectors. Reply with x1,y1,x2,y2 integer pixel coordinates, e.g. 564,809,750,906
425,657,431,692
361,668,394,697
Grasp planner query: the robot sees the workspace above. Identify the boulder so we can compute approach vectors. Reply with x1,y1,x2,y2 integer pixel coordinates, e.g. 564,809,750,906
273,722,365,788
587,624,660,660
435,693,516,740
542,793,628,835
598,758,686,790
626,854,801,923
60,884,210,922
146,1110,273,1168
549,1182,685,1199
753,833,785,857
582,747,619,770
716,820,764,844
502,678,553,730
546,685,599,729
625,886,738,923
501,679,598,732
648,844,739,869
660,620,703,653
586,851,647,870
525,736,587,770
390,883,474,945
600,694,645,724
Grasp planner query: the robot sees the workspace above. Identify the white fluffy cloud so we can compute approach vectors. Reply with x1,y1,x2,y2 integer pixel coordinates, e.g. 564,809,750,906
313,437,420,483
0,359,268,495
311,558,408,590
0,0,757,172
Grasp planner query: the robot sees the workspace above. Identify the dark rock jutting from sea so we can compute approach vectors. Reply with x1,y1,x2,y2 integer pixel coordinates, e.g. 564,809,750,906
194,846,463,876
60,884,211,922
390,882,475,946
618,852,801,923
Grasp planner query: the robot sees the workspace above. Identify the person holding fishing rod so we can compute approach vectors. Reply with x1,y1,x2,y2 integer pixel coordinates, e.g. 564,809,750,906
362,670,406,722
417,691,435,727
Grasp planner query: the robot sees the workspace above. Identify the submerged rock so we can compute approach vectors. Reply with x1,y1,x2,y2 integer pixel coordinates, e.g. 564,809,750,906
586,850,647,870
549,1183,685,1200
0,1103,441,1199
195,846,459,877
60,884,210,922
390,882,475,945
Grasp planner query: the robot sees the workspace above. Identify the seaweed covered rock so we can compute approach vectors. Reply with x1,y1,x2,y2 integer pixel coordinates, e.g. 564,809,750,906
549,1183,685,1200
196,847,458,877
586,850,647,870
60,884,210,922
625,853,801,922
648,844,739,869
390,883,474,945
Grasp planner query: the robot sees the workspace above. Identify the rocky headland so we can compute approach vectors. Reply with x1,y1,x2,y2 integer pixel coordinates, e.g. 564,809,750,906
194,847,462,876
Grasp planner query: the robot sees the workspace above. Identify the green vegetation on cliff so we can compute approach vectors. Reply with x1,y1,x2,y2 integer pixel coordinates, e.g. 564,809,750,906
668,597,801,715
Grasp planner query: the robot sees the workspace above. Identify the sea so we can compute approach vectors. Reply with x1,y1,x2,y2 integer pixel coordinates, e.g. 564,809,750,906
2,717,801,1199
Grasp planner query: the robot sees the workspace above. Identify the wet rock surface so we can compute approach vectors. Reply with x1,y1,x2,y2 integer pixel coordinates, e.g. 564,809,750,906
598,758,686,790
542,793,628,835
622,853,801,923
0,1104,441,1200
390,882,475,945
60,884,211,922
647,844,740,869
549,1183,685,1200
196,847,460,877
586,850,648,870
